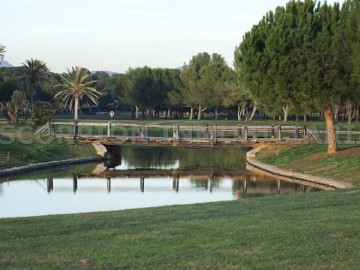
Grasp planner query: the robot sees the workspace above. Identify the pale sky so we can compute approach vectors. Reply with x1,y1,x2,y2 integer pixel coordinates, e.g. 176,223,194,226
2,0,344,74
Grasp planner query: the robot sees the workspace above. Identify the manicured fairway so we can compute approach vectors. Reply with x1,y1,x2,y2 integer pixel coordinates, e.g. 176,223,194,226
0,188,359,269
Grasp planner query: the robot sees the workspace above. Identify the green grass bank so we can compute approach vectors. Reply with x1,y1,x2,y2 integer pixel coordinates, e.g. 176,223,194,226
0,188,359,269
0,126,97,169
259,145,360,186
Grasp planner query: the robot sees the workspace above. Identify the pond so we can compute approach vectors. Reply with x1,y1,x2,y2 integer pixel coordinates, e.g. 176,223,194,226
0,146,318,218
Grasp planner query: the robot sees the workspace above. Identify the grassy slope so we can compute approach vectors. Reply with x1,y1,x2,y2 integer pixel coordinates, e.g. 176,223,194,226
259,145,360,186
0,128,97,169
0,188,359,269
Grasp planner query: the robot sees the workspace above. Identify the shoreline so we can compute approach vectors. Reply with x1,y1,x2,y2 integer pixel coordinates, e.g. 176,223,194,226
0,142,106,179
246,146,353,190
0,157,104,178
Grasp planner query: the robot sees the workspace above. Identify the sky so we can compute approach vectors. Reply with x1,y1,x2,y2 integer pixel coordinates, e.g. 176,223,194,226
2,0,344,74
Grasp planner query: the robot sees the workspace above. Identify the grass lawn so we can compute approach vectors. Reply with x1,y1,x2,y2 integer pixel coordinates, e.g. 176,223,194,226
259,145,360,186
0,188,359,269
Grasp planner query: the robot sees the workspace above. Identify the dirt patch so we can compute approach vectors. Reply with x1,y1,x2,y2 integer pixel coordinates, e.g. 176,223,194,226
255,145,293,158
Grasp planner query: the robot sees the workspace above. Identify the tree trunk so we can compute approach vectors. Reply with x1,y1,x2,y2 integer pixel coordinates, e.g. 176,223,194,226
282,105,289,122
324,105,337,155
198,105,202,120
333,105,339,123
304,115,307,123
346,100,355,124
295,115,299,122
74,97,79,120
135,105,140,119
189,107,194,120
237,105,241,121
356,104,359,123
248,105,257,122
215,106,219,120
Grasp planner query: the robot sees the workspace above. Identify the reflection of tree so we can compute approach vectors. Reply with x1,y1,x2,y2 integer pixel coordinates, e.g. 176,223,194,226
179,147,248,170
190,177,221,190
231,179,310,197
121,146,249,170
122,146,178,169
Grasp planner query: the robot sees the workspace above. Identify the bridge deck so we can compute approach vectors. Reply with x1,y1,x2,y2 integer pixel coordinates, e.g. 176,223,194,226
38,121,321,146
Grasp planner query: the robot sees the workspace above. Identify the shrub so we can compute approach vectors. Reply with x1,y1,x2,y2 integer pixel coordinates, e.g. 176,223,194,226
32,101,55,125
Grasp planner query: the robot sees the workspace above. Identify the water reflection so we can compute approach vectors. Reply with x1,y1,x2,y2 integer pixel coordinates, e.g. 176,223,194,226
113,146,248,170
0,146,319,218
43,176,314,195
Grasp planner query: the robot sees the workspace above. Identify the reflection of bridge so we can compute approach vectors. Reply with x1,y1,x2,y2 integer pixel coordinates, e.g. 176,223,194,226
45,169,314,195
37,121,317,148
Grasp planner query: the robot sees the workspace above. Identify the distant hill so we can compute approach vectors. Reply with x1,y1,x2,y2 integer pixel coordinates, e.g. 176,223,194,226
0,60,13,68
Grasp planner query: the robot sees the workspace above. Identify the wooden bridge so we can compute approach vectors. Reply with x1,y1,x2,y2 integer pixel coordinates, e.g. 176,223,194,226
36,121,318,147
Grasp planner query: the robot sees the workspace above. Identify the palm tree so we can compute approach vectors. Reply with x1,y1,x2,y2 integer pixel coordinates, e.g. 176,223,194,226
22,59,49,113
0,45,5,60
54,66,101,120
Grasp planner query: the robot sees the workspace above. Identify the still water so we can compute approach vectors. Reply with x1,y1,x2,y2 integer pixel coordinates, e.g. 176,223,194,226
0,146,317,218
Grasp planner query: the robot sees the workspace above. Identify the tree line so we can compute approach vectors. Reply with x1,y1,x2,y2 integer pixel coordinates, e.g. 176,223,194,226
1,0,360,154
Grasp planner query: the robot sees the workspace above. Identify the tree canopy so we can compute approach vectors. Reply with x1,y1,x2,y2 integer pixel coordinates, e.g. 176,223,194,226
235,0,360,154
22,59,49,113
54,67,101,120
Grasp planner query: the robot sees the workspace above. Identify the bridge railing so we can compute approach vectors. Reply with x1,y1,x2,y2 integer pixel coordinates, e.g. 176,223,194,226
42,121,316,145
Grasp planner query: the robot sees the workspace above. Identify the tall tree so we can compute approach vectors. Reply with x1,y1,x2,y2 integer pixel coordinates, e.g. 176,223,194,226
22,59,49,113
0,45,5,60
180,52,230,120
221,68,248,121
119,67,152,119
199,57,229,119
235,0,351,154
180,52,211,120
54,67,101,120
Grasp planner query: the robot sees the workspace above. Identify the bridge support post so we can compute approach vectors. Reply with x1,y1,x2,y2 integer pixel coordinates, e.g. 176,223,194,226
141,124,145,139
173,125,180,142
209,126,214,144
295,126,299,140
140,177,145,193
73,121,78,138
48,121,54,136
173,176,179,192
278,125,282,141
107,121,112,138
242,126,248,140
73,176,78,193
107,177,111,193
303,125,307,143
277,180,281,194
47,178,53,193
